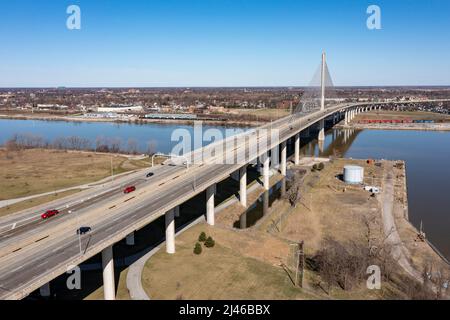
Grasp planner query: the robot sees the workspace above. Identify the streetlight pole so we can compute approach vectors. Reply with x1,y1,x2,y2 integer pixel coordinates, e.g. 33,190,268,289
70,210,82,256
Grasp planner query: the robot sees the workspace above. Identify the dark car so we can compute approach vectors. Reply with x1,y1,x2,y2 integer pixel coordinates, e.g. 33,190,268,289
76,227,92,235
146,172,154,178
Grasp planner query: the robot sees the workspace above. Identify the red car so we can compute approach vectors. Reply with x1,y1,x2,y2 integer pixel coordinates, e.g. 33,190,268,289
123,186,136,194
41,209,60,220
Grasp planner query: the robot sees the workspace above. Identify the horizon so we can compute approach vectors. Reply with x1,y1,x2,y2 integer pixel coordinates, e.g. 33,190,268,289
1,0,450,87
2,85,450,90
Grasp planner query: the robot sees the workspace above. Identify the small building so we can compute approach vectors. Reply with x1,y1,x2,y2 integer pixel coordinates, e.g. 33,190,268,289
97,105,144,113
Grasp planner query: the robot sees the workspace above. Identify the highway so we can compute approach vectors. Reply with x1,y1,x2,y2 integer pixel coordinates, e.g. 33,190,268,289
0,99,447,299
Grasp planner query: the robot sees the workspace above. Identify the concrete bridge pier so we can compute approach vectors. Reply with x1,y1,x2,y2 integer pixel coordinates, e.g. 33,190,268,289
240,212,247,229
318,119,325,141
294,133,300,165
239,165,247,207
126,232,135,246
280,141,287,176
165,209,175,254
263,191,269,216
102,245,116,300
281,177,286,197
262,153,270,190
174,206,180,218
206,185,215,226
39,282,51,297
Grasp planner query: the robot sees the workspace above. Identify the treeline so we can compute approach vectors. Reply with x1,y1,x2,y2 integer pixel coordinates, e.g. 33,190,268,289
3,133,157,155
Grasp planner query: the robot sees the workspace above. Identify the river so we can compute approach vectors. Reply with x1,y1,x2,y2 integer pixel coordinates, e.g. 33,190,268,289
302,128,450,260
0,119,449,259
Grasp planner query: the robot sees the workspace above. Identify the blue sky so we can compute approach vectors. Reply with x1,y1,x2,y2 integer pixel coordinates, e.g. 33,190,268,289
0,0,449,87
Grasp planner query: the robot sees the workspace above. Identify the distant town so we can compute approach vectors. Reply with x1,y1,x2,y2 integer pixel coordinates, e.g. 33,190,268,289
1,87,449,124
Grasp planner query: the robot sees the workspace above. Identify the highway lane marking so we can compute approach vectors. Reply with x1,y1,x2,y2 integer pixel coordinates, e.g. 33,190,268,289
0,108,345,257
124,197,135,203
9,265,25,273
34,236,49,243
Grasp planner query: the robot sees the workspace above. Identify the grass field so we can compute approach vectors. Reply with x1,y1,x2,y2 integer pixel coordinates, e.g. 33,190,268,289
233,108,290,120
142,224,317,300
0,149,152,200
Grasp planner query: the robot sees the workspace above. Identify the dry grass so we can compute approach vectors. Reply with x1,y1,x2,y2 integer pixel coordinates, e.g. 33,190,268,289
142,224,316,300
84,268,131,300
233,108,290,120
0,149,150,200
271,159,383,255
0,189,82,218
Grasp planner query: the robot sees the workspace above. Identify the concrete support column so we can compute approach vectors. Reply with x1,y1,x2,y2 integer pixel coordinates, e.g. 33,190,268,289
263,191,269,216
206,185,215,226
39,283,51,298
239,165,247,207
165,209,175,254
263,153,270,190
281,177,286,197
102,245,116,300
174,206,180,218
280,141,287,176
126,232,135,246
240,212,247,229
294,133,300,165
318,119,325,142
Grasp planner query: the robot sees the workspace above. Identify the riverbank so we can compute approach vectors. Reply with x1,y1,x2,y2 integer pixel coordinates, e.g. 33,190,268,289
0,113,262,128
138,158,449,299
340,123,450,131
339,110,450,131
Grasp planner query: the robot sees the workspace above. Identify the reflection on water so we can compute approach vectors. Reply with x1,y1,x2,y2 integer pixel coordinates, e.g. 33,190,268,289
0,119,249,154
302,128,450,259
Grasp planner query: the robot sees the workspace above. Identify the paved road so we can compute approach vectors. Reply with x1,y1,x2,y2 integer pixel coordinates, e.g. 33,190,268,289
0,100,446,299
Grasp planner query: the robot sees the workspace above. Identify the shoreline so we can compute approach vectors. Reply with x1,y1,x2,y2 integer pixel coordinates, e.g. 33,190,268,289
0,113,261,128
337,123,450,131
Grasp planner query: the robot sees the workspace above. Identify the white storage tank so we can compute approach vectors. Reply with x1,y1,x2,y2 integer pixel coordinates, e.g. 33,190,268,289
343,165,364,184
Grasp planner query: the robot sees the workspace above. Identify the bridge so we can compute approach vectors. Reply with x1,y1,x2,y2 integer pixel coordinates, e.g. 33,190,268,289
0,54,449,300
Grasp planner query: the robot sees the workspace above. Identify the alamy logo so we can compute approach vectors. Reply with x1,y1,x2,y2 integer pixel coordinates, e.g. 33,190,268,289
66,5,81,30
170,121,280,166
366,5,382,30
366,265,381,290
66,265,81,290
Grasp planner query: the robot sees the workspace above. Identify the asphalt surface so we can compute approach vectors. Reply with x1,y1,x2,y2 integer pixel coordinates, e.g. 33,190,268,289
0,100,446,299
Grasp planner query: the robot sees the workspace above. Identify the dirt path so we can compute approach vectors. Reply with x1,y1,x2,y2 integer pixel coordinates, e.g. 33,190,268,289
380,166,422,281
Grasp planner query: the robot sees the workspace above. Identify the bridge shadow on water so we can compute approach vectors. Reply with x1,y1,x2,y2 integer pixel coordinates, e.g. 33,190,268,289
26,119,351,300
26,165,263,300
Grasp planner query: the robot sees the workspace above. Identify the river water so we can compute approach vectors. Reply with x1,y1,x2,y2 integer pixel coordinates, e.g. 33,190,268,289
0,119,249,154
0,119,448,259
303,128,450,260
